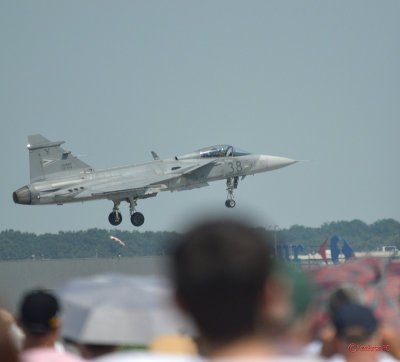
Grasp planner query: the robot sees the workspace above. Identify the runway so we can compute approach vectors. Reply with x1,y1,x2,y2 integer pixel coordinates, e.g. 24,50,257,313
0,256,169,314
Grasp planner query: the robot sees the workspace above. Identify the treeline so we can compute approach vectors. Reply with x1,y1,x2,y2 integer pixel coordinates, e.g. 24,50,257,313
0,219,399,261
277,218,400,252
0,229,179,260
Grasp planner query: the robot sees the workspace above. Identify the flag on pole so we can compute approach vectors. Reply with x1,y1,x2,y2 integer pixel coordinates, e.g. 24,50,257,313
342,238,355,260
318,238,329,264
330,235,341,264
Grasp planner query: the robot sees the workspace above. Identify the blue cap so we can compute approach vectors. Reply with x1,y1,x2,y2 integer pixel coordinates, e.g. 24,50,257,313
332,303,378,343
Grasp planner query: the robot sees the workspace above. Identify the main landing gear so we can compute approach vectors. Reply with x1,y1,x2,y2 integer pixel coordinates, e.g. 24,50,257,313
225,176,238,208
128,197,145,227
108,198,145,227
109,201,123,226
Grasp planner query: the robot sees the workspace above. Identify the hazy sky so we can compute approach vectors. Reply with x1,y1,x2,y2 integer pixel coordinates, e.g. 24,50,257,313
1,0,399,234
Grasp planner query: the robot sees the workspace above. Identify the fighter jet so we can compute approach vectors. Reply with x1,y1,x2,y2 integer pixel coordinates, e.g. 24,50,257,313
13,134,297,227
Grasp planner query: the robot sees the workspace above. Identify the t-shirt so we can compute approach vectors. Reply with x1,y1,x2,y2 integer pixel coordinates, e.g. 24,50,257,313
21,347,84,362
94,350,324,362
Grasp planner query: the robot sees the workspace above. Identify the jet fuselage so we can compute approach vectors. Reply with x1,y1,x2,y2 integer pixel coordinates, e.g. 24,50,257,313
13,136,297,226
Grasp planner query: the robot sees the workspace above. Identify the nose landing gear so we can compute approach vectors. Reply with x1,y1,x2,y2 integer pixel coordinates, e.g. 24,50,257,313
225,177,238,208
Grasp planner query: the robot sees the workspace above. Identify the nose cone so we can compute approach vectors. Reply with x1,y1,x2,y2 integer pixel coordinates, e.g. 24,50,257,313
257,155,297,172
13,186,32,204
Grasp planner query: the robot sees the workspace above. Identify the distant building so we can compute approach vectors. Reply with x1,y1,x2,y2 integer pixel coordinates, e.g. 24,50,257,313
296,245,399,265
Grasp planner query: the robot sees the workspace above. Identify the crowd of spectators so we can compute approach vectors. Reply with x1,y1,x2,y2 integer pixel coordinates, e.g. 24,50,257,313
1,219,399,361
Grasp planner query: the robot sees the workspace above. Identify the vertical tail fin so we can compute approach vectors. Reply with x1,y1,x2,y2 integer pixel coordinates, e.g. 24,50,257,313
27,134,92,182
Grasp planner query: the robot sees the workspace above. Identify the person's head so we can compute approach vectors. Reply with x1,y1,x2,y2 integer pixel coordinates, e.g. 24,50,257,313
171,219,278,346
18,289,61,347
332,303,379,348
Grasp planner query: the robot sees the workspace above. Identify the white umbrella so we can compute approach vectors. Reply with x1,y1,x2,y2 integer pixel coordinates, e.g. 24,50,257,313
56,274,195,345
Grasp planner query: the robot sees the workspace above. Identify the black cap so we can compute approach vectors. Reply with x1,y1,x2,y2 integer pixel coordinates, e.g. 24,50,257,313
19,289,60,335
332,303,378,343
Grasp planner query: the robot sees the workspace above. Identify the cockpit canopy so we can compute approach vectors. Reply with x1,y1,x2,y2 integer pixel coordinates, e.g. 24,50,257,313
178,145,250,160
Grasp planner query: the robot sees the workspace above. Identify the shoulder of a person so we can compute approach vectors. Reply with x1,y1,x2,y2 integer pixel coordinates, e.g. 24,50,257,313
94,350,205,362
21,347,84,362
379,352,400,361
210,356,325,362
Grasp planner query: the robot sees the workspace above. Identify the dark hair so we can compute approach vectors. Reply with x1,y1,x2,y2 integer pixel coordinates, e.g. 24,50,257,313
327,284,364,317
80,344,117,359
19,289,59,335
172,220,274,343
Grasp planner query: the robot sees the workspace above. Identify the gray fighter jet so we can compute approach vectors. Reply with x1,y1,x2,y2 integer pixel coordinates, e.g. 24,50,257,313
13,134,297,227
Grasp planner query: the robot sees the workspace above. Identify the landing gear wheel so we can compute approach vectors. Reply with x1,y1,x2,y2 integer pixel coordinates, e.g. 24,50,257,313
225,177,237,208
131,212,145,227
109,212,122,226
225,199,236,208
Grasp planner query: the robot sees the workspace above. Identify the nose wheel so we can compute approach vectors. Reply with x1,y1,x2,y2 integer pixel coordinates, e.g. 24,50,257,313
225,199,236,208
225,177,238,208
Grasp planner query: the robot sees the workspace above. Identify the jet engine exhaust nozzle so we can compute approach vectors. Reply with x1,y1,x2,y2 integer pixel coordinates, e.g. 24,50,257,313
13,186,32,205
